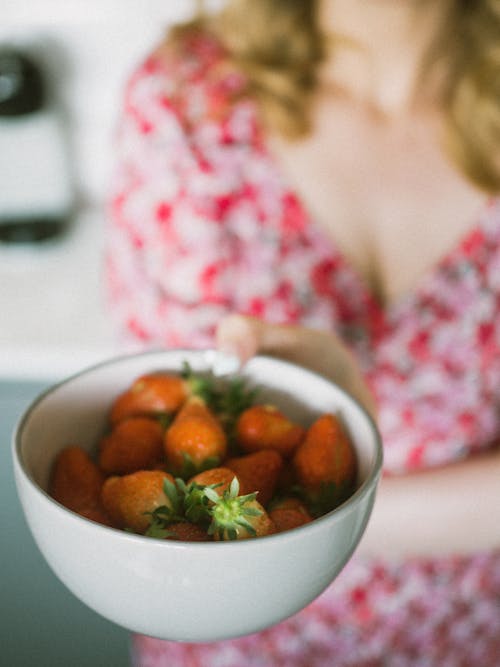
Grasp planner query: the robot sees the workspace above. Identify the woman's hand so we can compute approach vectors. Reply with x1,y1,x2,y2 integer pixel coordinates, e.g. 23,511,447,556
216,315,500,559
216,314,376,416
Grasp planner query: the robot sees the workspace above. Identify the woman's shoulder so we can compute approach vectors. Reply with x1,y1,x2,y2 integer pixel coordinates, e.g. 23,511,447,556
149,27,226,84
124,27,249,131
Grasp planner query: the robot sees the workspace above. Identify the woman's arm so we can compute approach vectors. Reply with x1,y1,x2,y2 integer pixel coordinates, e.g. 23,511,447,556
216,314,500,559
358,447,500,559
106,53,236,349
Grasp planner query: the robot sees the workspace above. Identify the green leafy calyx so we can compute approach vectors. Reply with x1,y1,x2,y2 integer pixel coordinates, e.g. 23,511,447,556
205,476,263,540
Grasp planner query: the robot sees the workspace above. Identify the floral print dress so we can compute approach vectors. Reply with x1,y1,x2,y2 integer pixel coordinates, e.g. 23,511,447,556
106,34,500,667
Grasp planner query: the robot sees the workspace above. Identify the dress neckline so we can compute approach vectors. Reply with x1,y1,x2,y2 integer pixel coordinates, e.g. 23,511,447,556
321,197,495,319
258,135,496,321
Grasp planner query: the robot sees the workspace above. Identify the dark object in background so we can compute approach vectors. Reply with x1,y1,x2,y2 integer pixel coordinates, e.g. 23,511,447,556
0,48,44,115
0,47,73,244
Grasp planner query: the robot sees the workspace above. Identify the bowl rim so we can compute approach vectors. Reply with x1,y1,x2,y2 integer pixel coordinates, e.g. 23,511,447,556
12,348,383,550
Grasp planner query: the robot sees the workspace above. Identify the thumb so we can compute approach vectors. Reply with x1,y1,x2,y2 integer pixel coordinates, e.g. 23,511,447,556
216,314,298,363
215,314,263,365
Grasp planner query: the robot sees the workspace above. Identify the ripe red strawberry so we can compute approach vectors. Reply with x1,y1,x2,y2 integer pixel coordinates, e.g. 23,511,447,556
164,396,227,477
188,467,236,495
204,478,276,540
269,496,312,513
275,461,299,495
50,446,106,517
225,449,283,507
268,497,312,533
109,369,209,425
101,470,176,533
236,404,305,458
79,505,116,528
162,521,211,542
98,416,164,475
292,413,357,514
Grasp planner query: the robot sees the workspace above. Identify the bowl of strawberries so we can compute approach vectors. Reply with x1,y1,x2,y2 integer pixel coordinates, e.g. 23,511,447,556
13,349,382,642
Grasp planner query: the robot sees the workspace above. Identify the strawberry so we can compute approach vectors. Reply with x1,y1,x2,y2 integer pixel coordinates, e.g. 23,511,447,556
101,470,177,533
182,467,237,523
98,416,164,475
210,376,259,443
50,446,106,517
204,477,276,540
161,521,211,542
268,497,312,533
292,413,357,515
225,449,283,507
236,404,305,458
164,396,227,477
188,467,236,493
79,505,116,528
275,461,299,496
268,496,312,513
109,367,210,425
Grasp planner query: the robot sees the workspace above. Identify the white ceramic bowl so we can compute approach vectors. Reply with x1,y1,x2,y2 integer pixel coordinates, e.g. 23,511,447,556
13,349,382,642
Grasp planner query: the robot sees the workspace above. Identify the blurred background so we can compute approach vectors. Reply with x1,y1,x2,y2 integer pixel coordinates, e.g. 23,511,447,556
0,0,217,382
1,4,217,665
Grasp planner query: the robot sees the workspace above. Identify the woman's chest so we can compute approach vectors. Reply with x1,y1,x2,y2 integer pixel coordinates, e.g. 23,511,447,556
266,102,487,308
215,112,499,351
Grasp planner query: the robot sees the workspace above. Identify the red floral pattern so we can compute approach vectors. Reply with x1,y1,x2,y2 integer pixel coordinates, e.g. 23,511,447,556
107,34,500,666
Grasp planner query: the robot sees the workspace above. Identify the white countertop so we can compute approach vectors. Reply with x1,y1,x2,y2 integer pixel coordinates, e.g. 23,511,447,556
0,207,122,382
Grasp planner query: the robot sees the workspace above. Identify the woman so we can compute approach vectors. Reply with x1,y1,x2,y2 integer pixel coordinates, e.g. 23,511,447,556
106,1,500,665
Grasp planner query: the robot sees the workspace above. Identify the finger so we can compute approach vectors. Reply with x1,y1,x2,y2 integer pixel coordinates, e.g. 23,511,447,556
216,315,376,414
215,314,261,365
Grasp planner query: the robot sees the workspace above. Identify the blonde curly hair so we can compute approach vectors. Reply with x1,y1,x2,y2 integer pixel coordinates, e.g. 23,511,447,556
177,0,500,193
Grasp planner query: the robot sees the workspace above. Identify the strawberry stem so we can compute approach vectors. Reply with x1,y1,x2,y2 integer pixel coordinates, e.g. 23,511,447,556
180,362,259,446
181,479,223,524
143,478,185,537
204,477,263,540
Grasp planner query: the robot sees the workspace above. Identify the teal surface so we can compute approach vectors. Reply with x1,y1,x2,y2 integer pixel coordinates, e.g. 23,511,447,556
1,380,131,667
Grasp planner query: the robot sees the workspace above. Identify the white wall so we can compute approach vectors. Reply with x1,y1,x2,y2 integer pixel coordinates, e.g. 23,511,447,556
0,2,228,379
0,1,204,207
